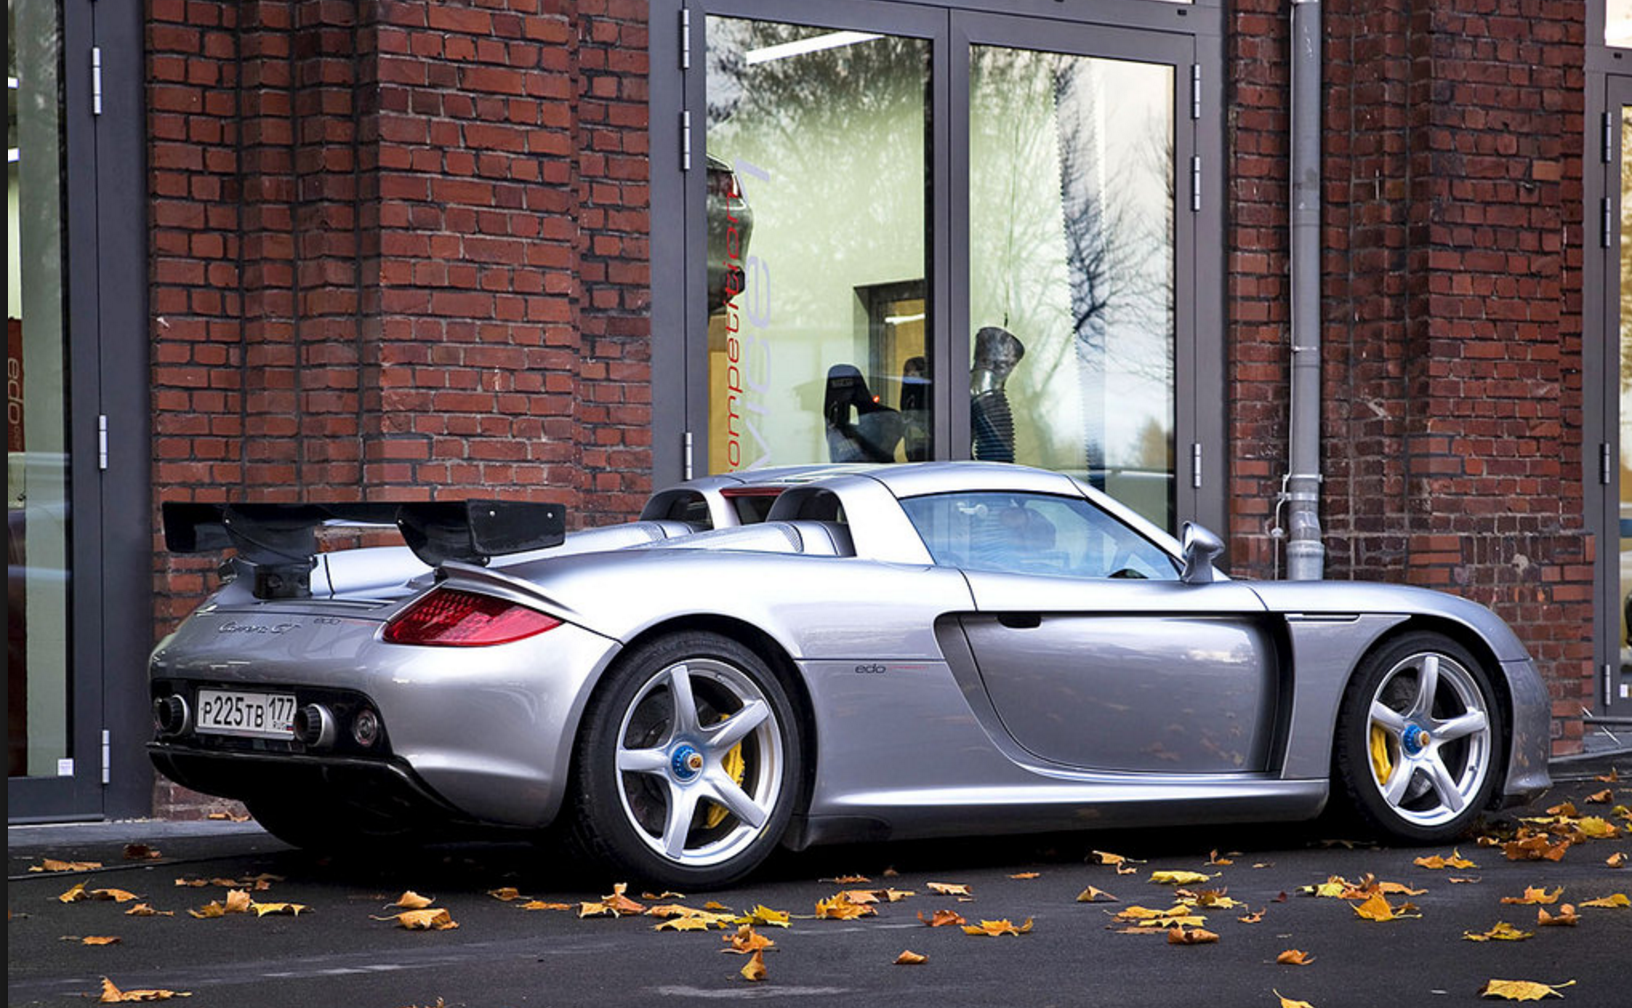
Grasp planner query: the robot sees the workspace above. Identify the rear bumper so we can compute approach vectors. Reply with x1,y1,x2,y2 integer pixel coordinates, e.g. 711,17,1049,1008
1499,657,1553,804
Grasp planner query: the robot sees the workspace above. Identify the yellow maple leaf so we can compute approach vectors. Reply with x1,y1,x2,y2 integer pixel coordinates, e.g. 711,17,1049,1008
814,896,875,920
1274,991,1315,1008
519,901,572,911
80,936,122,946
1091,850,1141,866
961,917,1033,937
894,950,928,965
837,889,879,904
173,879,209,888
372,908,458,930
577,901,612,918
1414,849,1476,870
743,904,790,927
90,889,142,904
1276,949,1315,965
1578,893,1630,908
97,977,192,1002
827,874,870,884
1575,817,1619,839
392,891,434,910
1166,926,1219,944
882,888,916,902
927,881,972,897
59,883,89,904
250,902,306,917
721,924,774,954
1150,870,1215,886
1500,886,1563,906
33,859,102,873
1476,978,1575,1001
186,902,225,919
1545,801,1578,818
1076,886,1118,903
125,905,172,917
655,916,712,931
222,890,251,914
1463,922,1533,942
739,949,767,982
1352,892,1419,921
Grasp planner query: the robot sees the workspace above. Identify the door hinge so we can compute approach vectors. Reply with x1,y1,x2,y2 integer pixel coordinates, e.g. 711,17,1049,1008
1190,64,1201,120
98,414,109,470
1190,156,1202,212
1604,111,1615,164
101,729,111,785
680,8,691,70
91,46,103,115
683,430,694,480
1191,442,1203,489
1602,442,1613,485
681,110,692,171
1603,197,1614,249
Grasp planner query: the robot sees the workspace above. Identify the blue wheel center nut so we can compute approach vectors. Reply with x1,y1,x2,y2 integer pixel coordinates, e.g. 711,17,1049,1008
1402,724,1430,757
671,744,704,781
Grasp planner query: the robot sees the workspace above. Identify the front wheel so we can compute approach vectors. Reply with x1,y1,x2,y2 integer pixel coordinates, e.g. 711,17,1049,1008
569,632,803,887
1333,632,1503,844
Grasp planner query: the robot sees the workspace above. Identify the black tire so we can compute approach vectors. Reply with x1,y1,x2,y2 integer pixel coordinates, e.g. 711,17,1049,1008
1333,631,1503,844
569,631,803,888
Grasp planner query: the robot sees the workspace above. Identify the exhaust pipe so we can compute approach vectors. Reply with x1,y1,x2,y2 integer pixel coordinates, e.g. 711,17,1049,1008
153,696,190,736
293,704,338,749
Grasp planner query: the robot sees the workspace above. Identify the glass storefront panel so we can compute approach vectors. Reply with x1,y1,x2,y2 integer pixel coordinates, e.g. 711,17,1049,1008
1611,0,1632,47
704,19,931,471
1618,102,1632,703
969,46,1175,529
8,0,74,778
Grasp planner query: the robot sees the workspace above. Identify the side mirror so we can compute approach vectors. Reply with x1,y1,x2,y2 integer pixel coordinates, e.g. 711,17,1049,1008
1179,522,1225,585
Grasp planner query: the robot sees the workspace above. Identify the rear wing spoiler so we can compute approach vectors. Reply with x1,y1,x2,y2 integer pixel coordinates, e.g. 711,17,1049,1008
162,501,566,599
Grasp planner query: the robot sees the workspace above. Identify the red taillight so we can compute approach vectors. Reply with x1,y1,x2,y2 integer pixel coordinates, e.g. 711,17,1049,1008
383,588,561,647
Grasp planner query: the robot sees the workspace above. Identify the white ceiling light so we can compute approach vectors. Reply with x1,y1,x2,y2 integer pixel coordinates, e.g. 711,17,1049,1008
745,31,881,66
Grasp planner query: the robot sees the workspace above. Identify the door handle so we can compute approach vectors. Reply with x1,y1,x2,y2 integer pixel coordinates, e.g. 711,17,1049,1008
997,612,1042,629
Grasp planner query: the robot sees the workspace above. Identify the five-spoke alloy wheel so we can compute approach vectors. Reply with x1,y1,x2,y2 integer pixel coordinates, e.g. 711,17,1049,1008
1335,632,1503,843
571,632,802,887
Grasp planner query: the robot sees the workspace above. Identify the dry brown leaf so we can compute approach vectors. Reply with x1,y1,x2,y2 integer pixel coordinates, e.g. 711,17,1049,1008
601,883,645,915
1076,886,1118,903
882,888,916,902
721,924,774,954
926,882,972,897
837,889,879,905
1090,850,1138,866
1607,852,1627,869
486,887,524,902
373,908,458,930
1536,904,1578,927
1477,978,1575,1001
1597,768,1620,783
917,909,967,928
172,879,209,888
125,905,172,917
1207,849,1235,866
1500,886,1563,906
1351,892,1419,921
643,890,685,900
33,859,102,873
577,901,612,918
1165,926,1218,944
704,900,732,911
92,889,143,904
1450,876,1483,884
739,949,767,982
1414,849,1476,870
222,890,251,914
894,950,928,965
1009,872,1040,879
827,874,870,884
1114,861,1138,876
1585,788,1614,804
1110,905,1206,928
122,845,162,862
961,917,1033,937
519,900,571,911
1503,834,1571,862
1463,922,1533,942
1274,992,1315,1008
1545,801,1578,818
97,978,191,1002
1276,949,1315,965
1238,908,1267,924
1579,893,1630,908
392,891,435,910
186,902,225,920
814,896,875,920
655,916,712,931
77,936,123,946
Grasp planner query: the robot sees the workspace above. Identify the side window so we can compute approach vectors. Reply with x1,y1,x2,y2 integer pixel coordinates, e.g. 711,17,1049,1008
900,492,1177,580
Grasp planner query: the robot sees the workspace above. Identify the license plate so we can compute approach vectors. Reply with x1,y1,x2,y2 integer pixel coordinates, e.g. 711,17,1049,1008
194,689,297,740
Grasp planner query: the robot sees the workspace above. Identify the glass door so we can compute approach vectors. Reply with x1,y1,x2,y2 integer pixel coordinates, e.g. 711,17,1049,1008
1603,77,1632,715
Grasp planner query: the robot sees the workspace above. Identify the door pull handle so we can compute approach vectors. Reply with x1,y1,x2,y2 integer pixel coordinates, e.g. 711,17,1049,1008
997,613,1042,629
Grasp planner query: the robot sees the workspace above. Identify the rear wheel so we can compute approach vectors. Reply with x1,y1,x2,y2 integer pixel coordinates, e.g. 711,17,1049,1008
1334,632,1502,843
570,632,802,888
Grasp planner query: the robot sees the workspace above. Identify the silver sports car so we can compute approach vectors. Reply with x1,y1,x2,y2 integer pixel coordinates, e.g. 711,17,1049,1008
148,462,1551,886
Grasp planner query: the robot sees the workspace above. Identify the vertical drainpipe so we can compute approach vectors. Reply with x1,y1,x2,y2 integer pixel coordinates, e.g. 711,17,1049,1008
1285,0,1326,580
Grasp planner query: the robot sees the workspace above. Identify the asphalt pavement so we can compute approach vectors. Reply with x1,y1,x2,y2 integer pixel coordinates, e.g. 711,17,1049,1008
9,751,1631,1008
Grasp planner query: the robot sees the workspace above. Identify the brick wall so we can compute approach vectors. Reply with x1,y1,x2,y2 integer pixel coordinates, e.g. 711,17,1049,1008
146,0,651,814
1229,0,1592,754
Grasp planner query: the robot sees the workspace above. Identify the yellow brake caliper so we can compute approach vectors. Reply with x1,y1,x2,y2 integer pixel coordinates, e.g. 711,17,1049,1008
1369,724,1394,787
704,714,746,829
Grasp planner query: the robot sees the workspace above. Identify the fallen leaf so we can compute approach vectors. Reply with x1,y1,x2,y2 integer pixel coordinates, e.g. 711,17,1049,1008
76,936,123,946
125,905,172,917
739,949,767,982
1545,801,1578,818
1609,852,1627,868
122,845,162,862
487,887,525,902
917,909,966,927
742,904,790,927
704,901,733,912
655,916,712,932
1463,922,1533,942
1500,887,1563,906
97,977,192,1002
837,889,879,905
373,909,458,930
1076,886,1118,903
1477,978,1575,1000
927,882,972,897
894,950,928,965
186,902,225,920
93,889,143,904
1576,817,1620,839
1115,861,1138,875
1110,905,1207,929
1351,892,1419,921
1276,949,1315,965
882,888,916,902
392,892,434,910
1578,893,1630,908
643,890,685,900
1597,768,1620,783
173,879,209,888
250,902,306,917
1207,849,1235,866
961,917,1033,937
1274,991,1315,1008
1181,889,1241,909
827,874,870,884
1450,876,1483,884
222,890,251,914
1009,872,1040,880
59,882,89,904
1585,788,1614,804
1166,926,1218,944
1090,850,1133,866
577,901,613,918
205,811,251,822
1238,908,1267,924
1503,834,1571,862
814,895,875,920
721,924,774,954
1150,871,1215,886
1414,849,1476,870
32,859,102,873
599,883,645,916
1536,904,1578,927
